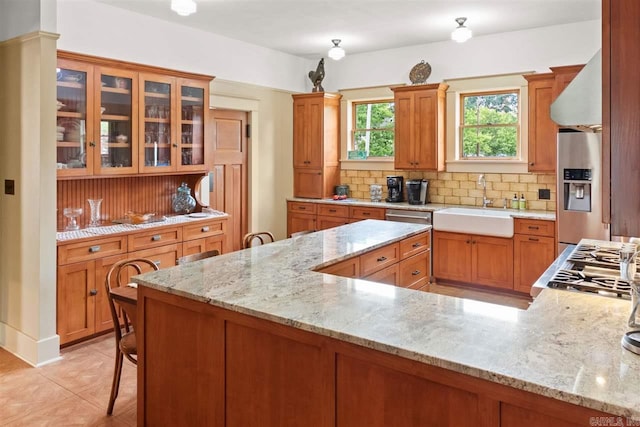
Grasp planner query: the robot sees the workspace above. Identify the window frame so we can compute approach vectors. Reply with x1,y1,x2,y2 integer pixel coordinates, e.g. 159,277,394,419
349,99,395,160
458,88,521,161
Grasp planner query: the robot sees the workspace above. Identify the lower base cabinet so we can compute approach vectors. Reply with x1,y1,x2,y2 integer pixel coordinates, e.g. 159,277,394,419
56,218,227,346
138,286,619,426
287,201,386,236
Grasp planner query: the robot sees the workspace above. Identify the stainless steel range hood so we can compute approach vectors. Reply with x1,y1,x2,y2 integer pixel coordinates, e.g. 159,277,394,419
550,49,602,132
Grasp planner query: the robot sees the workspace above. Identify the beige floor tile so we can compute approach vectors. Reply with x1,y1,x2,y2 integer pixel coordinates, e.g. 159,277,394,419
39,347,115,393
76,360,137,414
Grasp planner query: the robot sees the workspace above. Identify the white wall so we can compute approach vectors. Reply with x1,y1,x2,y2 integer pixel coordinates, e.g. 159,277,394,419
0,0,56,41
327,20,601,91
56,0,311,93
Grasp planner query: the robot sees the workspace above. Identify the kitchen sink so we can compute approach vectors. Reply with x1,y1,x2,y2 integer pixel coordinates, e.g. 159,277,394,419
433,207,514,238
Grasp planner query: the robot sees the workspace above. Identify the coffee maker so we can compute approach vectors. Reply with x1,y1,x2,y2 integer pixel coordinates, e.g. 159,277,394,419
386,176,404,202
406,179,429,205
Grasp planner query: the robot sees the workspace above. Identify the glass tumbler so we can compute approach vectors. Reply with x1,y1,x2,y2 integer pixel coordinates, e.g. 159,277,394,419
87,198,103,227
370,184,383,202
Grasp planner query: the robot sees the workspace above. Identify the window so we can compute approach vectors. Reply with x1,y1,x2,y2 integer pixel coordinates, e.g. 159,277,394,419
351,100,395,158
460,90,519,159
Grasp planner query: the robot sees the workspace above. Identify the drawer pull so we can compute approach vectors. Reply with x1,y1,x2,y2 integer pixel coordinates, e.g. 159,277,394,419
329,209,337,213
88,245,101,253
412,270,421,276
377,256,387,262
151,235,162,241
89,289,98,296
201,226,210,232
528,237,540,242
412,242,422,248
299,206,307,210
153,260,161,267
528,226,540,230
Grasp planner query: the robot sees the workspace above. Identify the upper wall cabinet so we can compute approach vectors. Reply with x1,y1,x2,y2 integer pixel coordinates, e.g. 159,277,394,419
392,83,447,171
56,52,213,179
524,65,583,173
292,93,341,199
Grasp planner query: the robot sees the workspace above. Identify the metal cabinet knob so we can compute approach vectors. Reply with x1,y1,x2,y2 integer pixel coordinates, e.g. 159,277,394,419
151,235,162,241
377,256,387,262
89,245,101,253
89,289,98,296
201,226,210,232
412,270,421,276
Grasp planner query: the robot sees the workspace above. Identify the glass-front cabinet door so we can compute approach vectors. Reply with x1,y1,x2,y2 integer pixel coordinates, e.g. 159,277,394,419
94,67,137,175
139,74,176,173
56,60,94,176
177,79,208,171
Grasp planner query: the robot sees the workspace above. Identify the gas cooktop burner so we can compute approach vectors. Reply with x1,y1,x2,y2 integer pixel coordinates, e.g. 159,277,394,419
548,269,631,297
568,244,622,269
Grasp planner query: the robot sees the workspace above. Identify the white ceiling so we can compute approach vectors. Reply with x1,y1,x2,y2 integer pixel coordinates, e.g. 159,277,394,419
92,0,601,59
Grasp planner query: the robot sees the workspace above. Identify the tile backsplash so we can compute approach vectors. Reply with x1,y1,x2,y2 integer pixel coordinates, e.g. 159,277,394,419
339,170,556,211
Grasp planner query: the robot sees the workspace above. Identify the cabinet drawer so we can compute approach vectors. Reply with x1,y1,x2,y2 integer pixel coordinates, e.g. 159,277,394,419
129,243,182,270
182,235,225,257
317,257,360,278
398,251,430,288
514,219,555,237
349,206,386,220
183,219,225,241
316,215,350,231
58,236,127,265
128,227,182,252
363,263,399,286
360,243,400,276
318,204,349,217
400,232,431,259
288,201,317,214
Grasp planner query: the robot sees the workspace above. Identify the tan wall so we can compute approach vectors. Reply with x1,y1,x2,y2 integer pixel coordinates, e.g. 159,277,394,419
340,170,556,211
0,32,59,365
210,79,294,240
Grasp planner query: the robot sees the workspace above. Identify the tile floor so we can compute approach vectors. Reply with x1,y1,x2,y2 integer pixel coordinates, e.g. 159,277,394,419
0,334,136,426
0,283,529,426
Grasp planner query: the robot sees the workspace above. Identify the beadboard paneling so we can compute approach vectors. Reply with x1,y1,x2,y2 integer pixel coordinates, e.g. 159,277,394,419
57,175,200,230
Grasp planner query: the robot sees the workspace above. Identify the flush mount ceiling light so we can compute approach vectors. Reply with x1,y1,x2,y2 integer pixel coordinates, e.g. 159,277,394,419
171,0,197,16
451,17,472,43
328,39,345,61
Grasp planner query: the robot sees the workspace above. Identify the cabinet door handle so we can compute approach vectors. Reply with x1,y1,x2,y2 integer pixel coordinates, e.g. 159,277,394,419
172,143,178,148
363,212,371,216
412,270,421,276
88,245,101,253
201,226,210,232
528,226,539,230
329,209,337,213
89,289,98,296
377,256,387,262
412,242,422,248
466,240,471,244
89,141,96,147
530,162,535,166
299,206,307,210
151,235,162,241
528,237,539,242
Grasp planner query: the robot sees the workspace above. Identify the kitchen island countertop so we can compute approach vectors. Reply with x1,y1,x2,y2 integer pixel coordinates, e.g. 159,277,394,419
134,219,639,420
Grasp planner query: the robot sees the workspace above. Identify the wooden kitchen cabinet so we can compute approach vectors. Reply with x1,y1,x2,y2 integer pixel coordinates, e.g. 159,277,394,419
318,257,360,278
287,201,317,236
524,65,583,173
56,51,213,179
433,231,513,290
513,219,556,294
292,93,341,198
603,0,640,236
392,83,447,171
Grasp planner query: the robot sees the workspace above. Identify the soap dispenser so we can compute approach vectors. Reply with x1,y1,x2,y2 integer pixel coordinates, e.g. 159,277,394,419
519,194,526,210
511,194,518,209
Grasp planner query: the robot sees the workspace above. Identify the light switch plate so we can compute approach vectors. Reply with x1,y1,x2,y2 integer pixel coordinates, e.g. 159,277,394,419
538,188,550,200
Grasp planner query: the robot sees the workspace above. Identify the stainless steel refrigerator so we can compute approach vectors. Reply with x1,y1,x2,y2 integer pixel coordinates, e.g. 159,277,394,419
557,130,610,253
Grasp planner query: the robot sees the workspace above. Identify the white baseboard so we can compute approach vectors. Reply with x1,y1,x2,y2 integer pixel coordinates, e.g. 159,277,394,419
0,322,60,366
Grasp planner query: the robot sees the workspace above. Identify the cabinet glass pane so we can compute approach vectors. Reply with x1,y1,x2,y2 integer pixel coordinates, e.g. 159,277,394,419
56,68,88,170
143,81,172,167
99,74,133,168
180,85,205,167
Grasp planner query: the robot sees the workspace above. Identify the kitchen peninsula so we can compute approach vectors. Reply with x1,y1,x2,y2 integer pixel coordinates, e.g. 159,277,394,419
133,220,640,426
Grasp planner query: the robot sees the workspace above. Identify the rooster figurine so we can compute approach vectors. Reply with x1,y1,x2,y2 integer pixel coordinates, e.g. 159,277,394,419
308,58,325,92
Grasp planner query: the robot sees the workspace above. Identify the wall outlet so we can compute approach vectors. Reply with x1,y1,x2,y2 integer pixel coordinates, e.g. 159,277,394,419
4,179,15,195
538,188,550,200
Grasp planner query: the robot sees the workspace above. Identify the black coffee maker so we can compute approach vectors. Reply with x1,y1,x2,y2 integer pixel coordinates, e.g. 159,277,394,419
386,176,404,202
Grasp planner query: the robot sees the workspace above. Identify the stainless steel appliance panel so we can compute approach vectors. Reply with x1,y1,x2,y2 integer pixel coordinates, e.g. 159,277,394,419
557,131,610,251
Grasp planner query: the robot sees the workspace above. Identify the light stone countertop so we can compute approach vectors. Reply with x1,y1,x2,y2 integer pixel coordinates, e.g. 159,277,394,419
133,219,639,419
288,197,556,221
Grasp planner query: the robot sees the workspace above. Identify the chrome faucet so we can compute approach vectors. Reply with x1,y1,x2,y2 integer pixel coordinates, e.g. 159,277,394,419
478,174,493,208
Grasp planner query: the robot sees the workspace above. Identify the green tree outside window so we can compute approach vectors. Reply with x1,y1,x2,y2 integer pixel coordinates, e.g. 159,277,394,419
352,101,395,157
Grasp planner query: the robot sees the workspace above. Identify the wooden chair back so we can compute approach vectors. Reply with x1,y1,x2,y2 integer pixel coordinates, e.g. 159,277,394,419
176,249,220,265
242,231,275,249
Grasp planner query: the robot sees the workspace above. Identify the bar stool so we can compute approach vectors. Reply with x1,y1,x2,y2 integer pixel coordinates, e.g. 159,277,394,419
242,231,275,248
104,258,159,415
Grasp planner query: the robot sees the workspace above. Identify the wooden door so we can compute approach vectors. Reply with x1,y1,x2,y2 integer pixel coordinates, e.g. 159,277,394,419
292,98,308,168
433,231,472,283
57,261,96,345
306,96,324,169
94,254,128,333
209,109,249,252
472,235,514,289
294,168,323,199
525,74,556,172
514,234,555,293
414,89,437,169
393,92,414,169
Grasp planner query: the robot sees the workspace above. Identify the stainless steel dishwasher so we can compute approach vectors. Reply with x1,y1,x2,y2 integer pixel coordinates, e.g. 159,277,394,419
385,209,433,283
